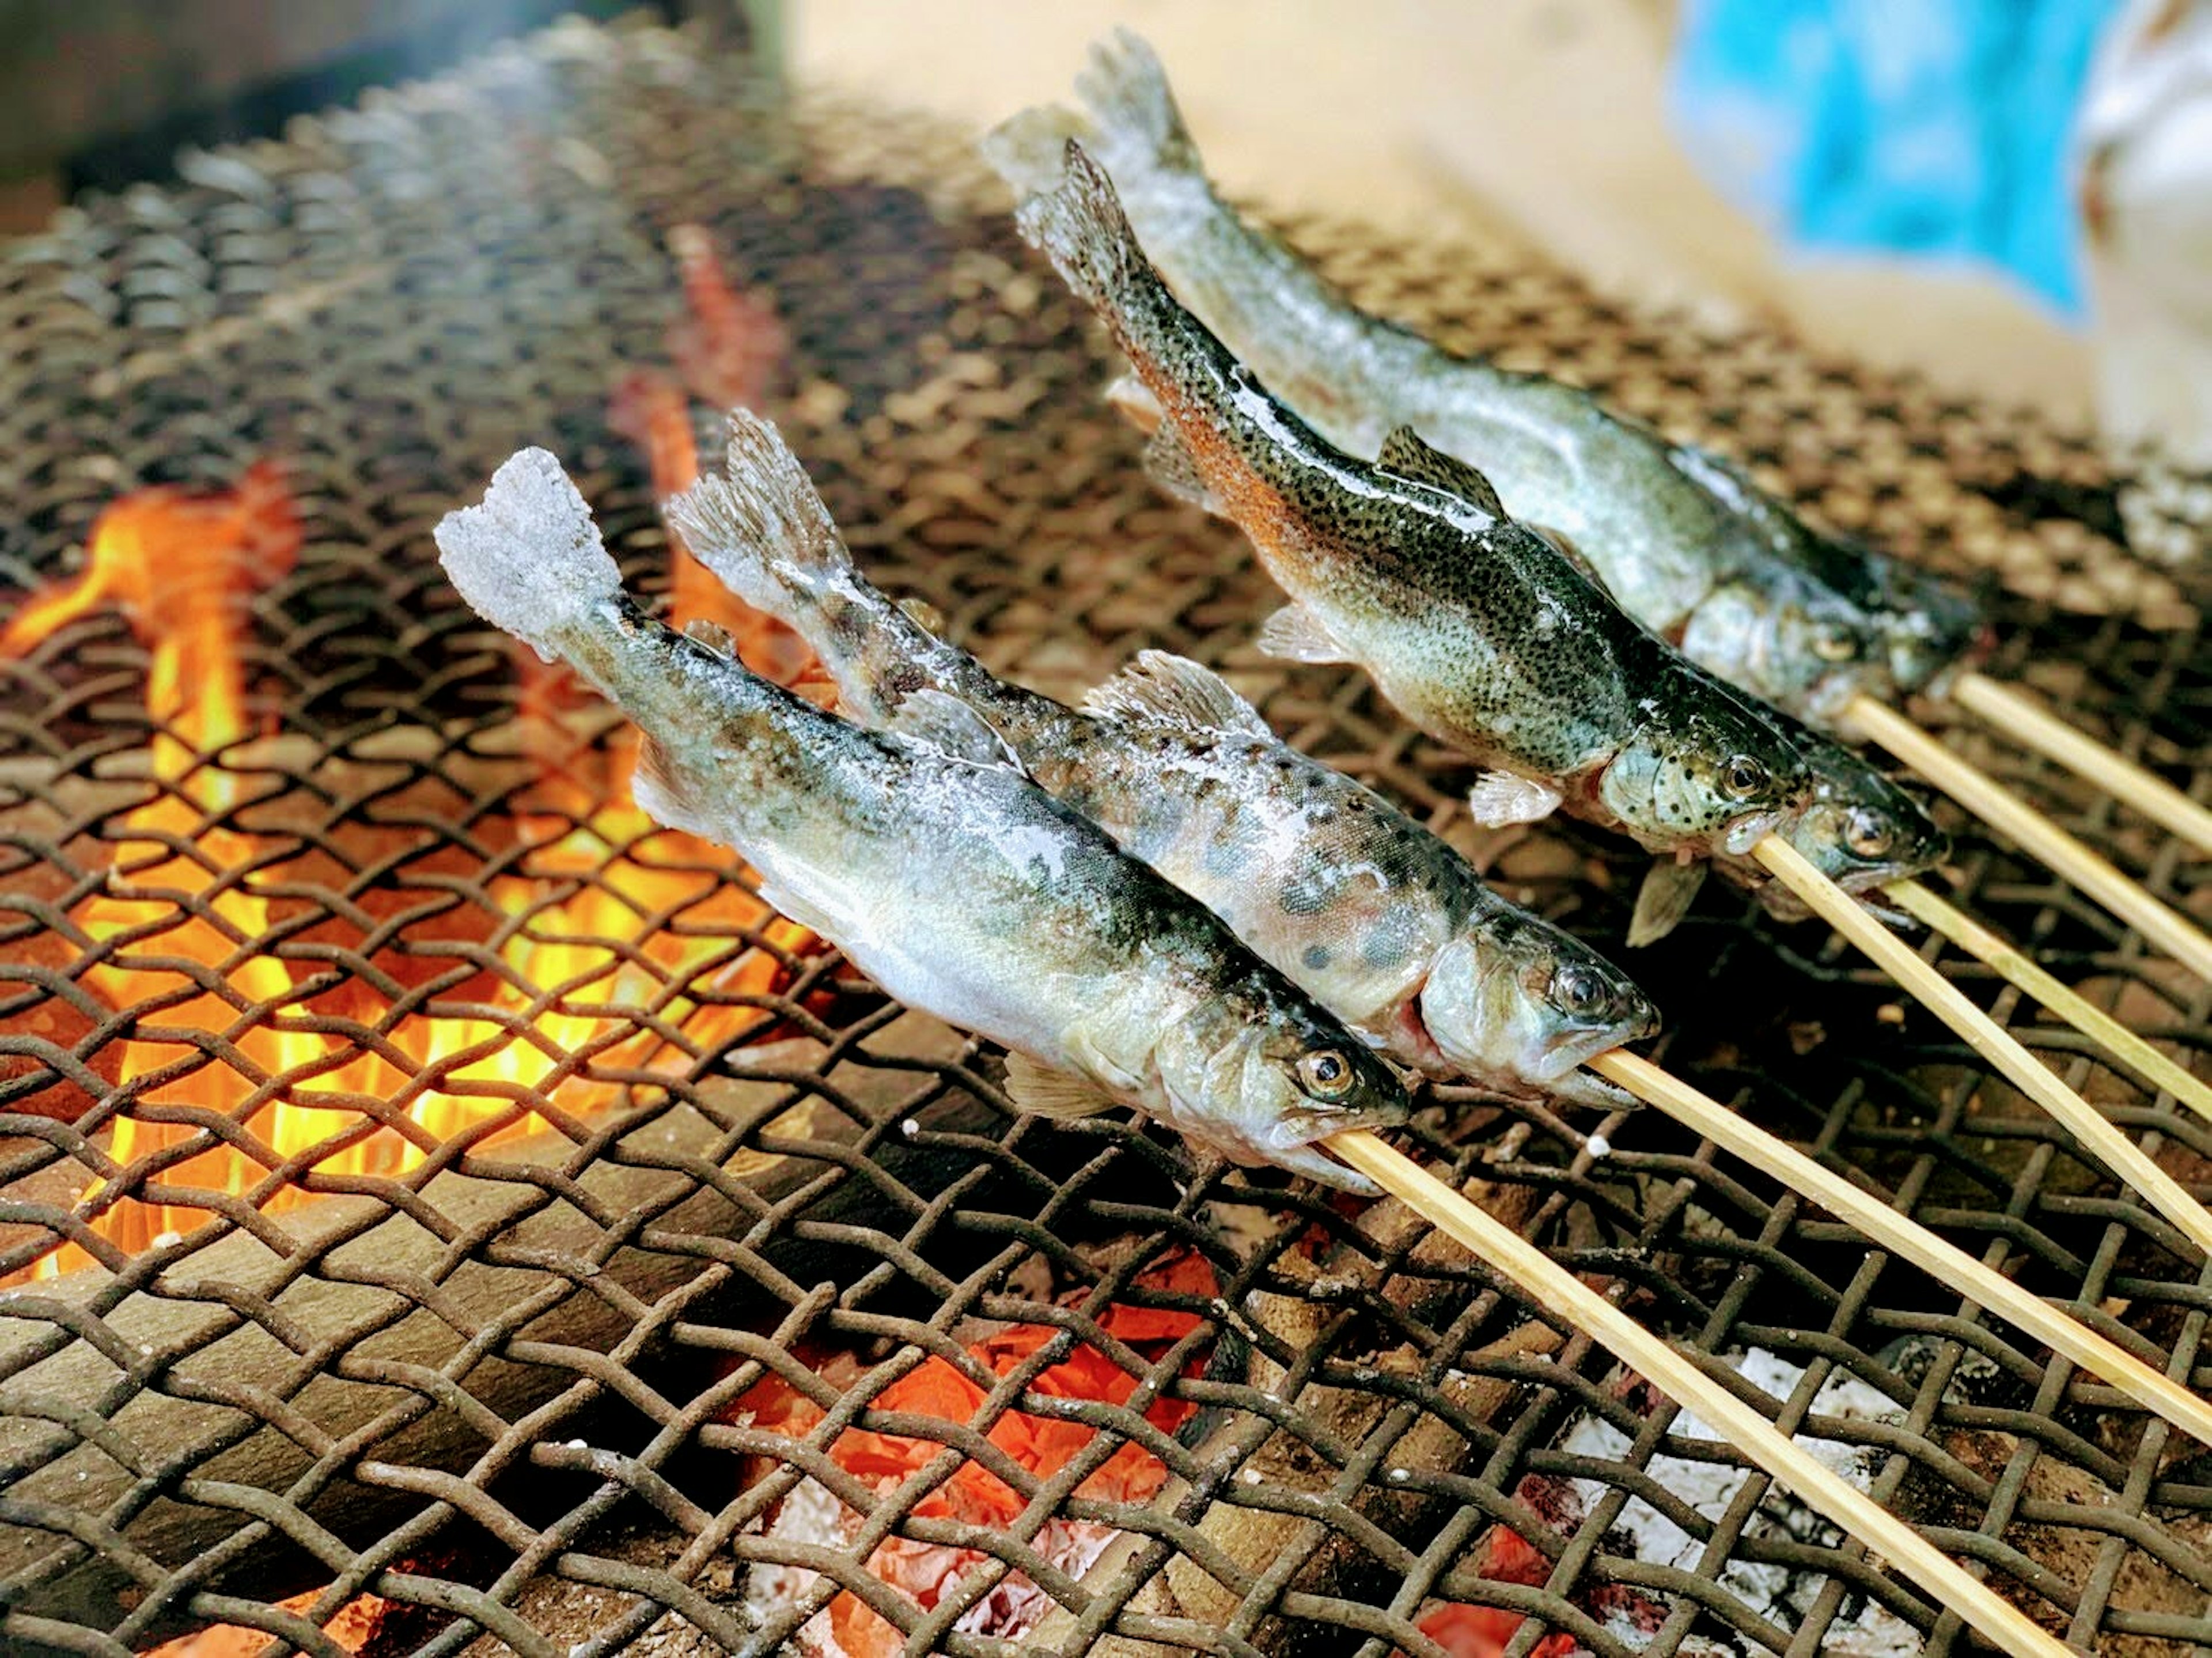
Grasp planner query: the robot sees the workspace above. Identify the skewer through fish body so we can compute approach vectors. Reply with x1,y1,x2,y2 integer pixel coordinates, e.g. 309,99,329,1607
1010,143,1945,942
668,411,1661,1110
434,449,1410,1193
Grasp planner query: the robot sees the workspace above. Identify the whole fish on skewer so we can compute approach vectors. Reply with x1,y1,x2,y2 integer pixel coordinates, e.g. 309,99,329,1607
666,410,1660,1109
983,30,1984,729
1007,142,1944,940
434,448,1410,1193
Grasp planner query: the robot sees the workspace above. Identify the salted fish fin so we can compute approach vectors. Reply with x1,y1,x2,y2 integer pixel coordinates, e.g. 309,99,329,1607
630,735,712,839
1529,523,1616,601
1465,771,1562,828
896,594,948,635
1107,371,1164,432
1628,857,1708,948
1256,602,1350,665
1003,1051,1123,1120
888,688,1024,772
1142,423,1222,514
1082,649,1273,738
1376,426,1506,519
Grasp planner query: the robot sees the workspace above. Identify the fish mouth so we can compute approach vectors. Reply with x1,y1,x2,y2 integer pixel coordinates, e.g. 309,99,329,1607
1277,1136,1385,1197
1720,810,1781,856
1279,1101,1409,1144
1536,1025,1655,1110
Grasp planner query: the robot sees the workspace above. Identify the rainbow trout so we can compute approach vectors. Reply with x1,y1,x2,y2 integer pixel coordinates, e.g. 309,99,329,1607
667,411,1661,1109
1009,143,1823,891
984,31,1983,727
435,448,1410,1193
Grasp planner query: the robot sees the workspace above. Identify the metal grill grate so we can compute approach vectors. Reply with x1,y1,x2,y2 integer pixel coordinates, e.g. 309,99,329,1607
0,16,2208,1656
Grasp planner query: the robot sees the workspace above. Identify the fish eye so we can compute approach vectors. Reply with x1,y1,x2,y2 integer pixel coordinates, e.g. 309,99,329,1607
1721,754,1769,800
1844,807,1895,860
1550,963,1607,1015
1812,624,1861,663
1296,1048,1357,1101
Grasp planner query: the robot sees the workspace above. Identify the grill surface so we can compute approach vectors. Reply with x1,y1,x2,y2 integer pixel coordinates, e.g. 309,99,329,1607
1,16,2210,1656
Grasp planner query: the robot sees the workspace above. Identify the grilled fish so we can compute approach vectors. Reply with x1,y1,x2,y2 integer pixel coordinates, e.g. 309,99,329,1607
435,448,1410,1193
668,411,1661,1109
984,30,1983,726
1010,143,1818,900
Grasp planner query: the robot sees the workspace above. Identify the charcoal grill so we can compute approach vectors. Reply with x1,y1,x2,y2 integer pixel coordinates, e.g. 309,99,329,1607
2,16,2209,1656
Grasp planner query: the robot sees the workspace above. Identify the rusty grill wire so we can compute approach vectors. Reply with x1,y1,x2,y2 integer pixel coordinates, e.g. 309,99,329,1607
0,15,2207,1657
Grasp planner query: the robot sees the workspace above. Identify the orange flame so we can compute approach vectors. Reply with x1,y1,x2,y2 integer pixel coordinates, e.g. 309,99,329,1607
2,463,813,1283
666,222,786,413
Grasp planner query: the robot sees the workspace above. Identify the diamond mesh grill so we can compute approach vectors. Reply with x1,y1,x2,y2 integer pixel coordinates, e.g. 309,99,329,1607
0,16,2208,1656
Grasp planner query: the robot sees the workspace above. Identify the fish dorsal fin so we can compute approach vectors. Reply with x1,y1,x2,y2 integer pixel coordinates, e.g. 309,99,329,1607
1142,423,1223,514
896,594,949,635
1376,426,1505,518
889,688,1024,772
1628,857,1709,947
1082,650,1274,738
1465,770,1562,828
1003,1051,1123,1119
1255,602,1350,665
1529,523,1614,601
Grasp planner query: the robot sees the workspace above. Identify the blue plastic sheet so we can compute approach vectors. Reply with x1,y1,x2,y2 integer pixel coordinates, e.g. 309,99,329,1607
1671,0,2122,314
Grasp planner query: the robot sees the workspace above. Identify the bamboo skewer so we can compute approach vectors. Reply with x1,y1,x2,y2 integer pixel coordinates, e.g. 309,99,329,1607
1587,1050,2212,1447
1953,671,2212,859
1844,694,2212,982
1325,1129,2073,1658
1753,833,2212,1257
1887,877,2212,1125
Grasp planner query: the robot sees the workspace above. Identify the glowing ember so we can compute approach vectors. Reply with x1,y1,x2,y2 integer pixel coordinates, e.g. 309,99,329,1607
1,463,813,1282
139,1588,387,1658
728,1250,1215,1657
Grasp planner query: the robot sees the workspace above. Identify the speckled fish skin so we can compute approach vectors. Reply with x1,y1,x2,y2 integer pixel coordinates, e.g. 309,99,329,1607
982,29,1983,726
1011,143,1814,886
668,412,1662,1110
433,449,1410,1195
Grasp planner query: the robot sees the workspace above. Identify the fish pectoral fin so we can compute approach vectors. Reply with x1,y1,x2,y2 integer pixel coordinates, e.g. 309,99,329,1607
1628,858,1709,947
1082,649,1274,738
1465,771,1562,828
1107,371,1164,432
888,688,1026,772
896,594,948,635
1141,423,1224,514
1003,1051,1124,1120
1376,426,1506,519
1255,602,1350,665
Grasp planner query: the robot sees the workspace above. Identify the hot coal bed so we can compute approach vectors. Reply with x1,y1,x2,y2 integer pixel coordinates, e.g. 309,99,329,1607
1,18,2209,1658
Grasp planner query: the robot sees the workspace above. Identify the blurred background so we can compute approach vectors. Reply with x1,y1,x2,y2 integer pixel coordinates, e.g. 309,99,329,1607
2,0,2206,466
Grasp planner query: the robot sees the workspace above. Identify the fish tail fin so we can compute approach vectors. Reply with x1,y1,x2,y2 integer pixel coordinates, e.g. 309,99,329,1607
980,103,1094,204
666,410,854,618
435,449,624,662
1013,141,1149,335
669,410,967,725
1075,29,1203,183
